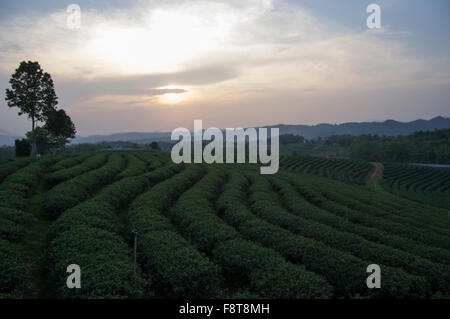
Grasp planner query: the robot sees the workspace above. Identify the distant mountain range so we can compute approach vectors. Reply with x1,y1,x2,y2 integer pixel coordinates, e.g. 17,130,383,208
266,116,450,139
0,135,21,147
1,116,449,146
72,132,172,145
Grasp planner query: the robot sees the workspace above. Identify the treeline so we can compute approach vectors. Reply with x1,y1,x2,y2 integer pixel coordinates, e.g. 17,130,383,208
0,146,14,159
281,129,450,164
346,129,449,163
65,141,164,154
0,141,167,159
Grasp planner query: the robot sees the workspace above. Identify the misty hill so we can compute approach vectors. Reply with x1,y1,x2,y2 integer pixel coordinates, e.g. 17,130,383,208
71,116,448,144
71,132,173,144
0,128,15,135
266,116,450,139
1,116,449,146
0,135,21,147
57,116,450,144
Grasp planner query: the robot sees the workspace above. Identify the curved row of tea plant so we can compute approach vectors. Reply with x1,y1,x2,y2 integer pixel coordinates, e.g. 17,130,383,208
280,155,373,184
116,154,148,179
315,172,448,222
279,172,450,265
46,162,185,298
313,183,450,238
216,171,338,298
43,154,126,218
0,157,32,183
134,152,167,170
240,172,431,298
1,151,448,299
382,163,450,209
0,157,57,298
46,154,92,174
166,167,333,298
127,165,223,298
266,176,450,295
44,154,107,188
287,175,450,250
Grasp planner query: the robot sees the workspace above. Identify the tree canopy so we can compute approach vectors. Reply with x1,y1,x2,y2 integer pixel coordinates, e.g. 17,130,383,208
5,61,76,155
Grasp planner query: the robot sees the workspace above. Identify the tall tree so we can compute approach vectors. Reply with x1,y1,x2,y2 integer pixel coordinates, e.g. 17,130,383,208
5,61,58,156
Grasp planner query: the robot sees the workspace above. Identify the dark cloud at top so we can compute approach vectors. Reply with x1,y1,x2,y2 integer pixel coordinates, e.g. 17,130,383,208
0,0,141,19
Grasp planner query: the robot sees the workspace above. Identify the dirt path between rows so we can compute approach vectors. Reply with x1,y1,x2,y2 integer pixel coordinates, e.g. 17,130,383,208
369,162,383,182
23,183,55,298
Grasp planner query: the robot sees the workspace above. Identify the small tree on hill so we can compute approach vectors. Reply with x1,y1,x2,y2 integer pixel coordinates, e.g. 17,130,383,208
150,141,161,151
5,61,58,156
25,127,53,155
44,109,76,151
14,139,31,157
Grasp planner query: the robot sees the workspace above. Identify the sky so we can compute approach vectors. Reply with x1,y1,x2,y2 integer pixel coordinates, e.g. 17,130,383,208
0,0,449,136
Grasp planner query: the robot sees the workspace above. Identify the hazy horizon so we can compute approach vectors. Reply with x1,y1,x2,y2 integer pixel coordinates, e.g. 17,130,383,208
1,0,449,136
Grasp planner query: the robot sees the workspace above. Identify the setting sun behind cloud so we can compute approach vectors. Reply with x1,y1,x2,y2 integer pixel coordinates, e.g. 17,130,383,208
0,0,449,135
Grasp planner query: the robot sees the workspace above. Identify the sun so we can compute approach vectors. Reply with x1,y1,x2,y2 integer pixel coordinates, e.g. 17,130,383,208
163,92,183,103
160,86,186,104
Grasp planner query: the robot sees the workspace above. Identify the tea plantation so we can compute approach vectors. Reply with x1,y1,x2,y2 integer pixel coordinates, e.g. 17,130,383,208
382,163,450,209
0,152,449,299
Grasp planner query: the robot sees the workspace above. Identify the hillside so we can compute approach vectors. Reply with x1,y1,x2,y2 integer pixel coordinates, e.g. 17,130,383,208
0,135,21,147
270,116,450,139
70,116,450,144
281,128,450,164
2,116,449,147
1,152,449,299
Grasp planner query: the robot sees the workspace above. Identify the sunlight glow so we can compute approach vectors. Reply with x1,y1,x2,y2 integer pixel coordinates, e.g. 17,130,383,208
89,8,232,74
160,86,186,104
163,93,183,103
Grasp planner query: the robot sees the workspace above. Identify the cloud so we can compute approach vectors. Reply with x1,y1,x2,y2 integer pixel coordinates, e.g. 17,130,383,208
54,65,237,104
0,0,448,135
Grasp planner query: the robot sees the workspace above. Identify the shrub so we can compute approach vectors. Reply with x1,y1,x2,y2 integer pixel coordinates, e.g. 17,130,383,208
48,226,146,298
0,157,31,182
14,139,30,157
128,165,219,297
44,154,107,188
47,154,92,174
43,154,126,218
45,163,179,298
0,239,29,297
139,231,220,298
116,154,148,179
213,239,333,299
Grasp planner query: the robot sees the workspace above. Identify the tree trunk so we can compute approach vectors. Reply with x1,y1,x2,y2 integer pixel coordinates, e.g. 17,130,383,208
31,117,37,157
